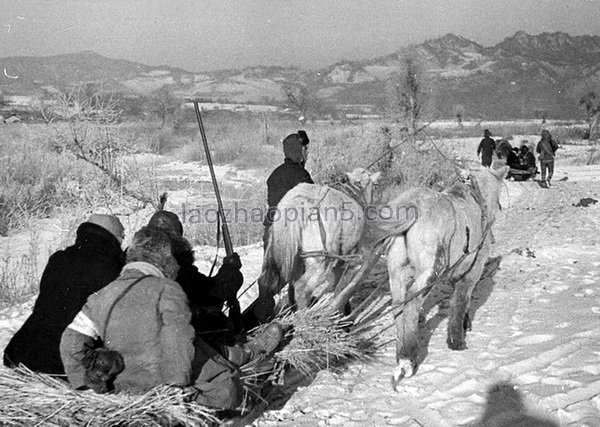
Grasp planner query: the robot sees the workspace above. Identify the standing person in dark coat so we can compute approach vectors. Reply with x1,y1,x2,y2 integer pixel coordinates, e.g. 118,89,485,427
242,131,313,329
263,130,313,247
536,129,559,188
477,129,496,167
3,214,125,375
146,210,243,348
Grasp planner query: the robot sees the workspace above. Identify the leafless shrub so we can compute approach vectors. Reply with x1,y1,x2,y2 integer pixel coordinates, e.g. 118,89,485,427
281,82,324,124
49,86,156,206
385,52,430,134
0,231,40,304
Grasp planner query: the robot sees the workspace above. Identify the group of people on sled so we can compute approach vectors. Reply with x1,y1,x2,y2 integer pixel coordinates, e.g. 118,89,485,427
3,130,314,410
477,128,559,187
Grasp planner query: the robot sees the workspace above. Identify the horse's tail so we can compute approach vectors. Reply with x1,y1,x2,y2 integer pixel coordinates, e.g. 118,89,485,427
362,202,419,249
269,205,304,283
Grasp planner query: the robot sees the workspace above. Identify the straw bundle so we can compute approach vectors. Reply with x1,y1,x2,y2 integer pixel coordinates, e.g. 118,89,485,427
243,283,392,382
0,367,217,427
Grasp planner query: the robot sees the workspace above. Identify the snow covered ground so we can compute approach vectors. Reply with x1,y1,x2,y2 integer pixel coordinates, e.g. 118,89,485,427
247,166,600,426
1,141,599,426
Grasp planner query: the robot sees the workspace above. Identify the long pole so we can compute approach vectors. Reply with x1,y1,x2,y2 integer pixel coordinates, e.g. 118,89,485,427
192,100,242,332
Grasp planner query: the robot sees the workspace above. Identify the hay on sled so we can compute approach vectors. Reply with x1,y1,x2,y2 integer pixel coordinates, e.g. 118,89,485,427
242,267,392,383
0,367,217,427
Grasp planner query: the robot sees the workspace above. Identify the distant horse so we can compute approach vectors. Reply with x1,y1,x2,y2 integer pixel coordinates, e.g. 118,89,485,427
258,169,381,313
370,166,508,387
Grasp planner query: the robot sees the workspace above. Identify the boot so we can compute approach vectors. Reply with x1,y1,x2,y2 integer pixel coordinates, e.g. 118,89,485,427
245,321,283,359
224,321,284,366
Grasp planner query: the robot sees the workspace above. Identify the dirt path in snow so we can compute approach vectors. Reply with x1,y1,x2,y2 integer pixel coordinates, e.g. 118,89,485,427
247,174,600,427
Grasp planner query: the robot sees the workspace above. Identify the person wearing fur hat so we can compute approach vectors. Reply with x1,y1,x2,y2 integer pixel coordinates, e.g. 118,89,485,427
477,129,496,167
3,214,126,375
242,131,313,329
264,130,313,240
146,210,243,348
60,226,282,409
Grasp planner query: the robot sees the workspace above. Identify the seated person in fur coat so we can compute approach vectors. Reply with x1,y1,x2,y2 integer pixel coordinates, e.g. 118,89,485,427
146,210,243,348
61,226,282,409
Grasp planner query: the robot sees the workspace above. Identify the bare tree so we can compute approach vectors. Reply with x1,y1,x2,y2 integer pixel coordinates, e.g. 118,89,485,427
281,82,323,124
149,86,179,128
386,53,428,134
50,86,154,205
579,91,600,139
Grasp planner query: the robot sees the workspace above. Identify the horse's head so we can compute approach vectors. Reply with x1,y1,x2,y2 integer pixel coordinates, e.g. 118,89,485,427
345,167,382,205
469,165,509,222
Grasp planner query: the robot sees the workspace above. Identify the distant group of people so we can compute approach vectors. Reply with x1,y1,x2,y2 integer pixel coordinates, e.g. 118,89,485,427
477,128,559,187
3,129,316,410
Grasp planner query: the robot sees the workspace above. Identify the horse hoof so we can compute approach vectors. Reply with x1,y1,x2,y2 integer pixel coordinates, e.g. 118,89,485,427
447,337,467,351
391,359,415,389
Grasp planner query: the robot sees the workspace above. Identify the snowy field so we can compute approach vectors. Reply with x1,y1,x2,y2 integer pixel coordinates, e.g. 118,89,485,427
1,137,599,426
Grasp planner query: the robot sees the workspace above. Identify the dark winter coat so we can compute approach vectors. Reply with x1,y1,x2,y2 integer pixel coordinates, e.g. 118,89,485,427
521,151,536,169
60,263,194,391
477,137,496,166
265,159,313,225
536,137,558,162
3,222,125,374
507,151,520,168
171,235,224,308
169,233,242,345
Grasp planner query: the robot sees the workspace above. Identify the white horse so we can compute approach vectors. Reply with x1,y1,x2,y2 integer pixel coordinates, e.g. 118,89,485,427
370,166,508,387
258,169,381,313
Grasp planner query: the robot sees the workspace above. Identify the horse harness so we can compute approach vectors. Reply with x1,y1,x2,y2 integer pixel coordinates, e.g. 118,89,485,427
390,183,494,318
298,186,356,261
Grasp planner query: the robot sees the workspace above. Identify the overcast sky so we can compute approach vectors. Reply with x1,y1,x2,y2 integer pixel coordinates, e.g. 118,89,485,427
2,0,600,72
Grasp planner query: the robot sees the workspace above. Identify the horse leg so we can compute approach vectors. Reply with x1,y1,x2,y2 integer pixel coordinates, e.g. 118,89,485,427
388,238,418,383
446,247,488,350
292,257,324,309
253,258,283,323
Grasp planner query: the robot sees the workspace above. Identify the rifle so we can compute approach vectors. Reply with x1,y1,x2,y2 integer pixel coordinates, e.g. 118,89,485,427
191,100,243,334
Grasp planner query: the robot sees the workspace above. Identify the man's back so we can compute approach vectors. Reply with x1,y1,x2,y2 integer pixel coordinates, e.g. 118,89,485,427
477,136,496,166
3,222,123,374
267,159,313,210
478,137,496,156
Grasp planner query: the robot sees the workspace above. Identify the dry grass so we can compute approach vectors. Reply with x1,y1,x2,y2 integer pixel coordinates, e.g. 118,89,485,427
0,236,40,304
309,122,462,193
0,367,218,427
242,290,387,385
0,123,161,236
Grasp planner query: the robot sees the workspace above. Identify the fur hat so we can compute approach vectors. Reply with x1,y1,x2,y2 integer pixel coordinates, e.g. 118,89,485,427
87,214,124,244
126,226,179,279
147,210,184,236
283,130,310,164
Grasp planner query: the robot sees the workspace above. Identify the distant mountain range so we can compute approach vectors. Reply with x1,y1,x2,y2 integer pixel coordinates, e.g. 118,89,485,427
2,31,600,120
